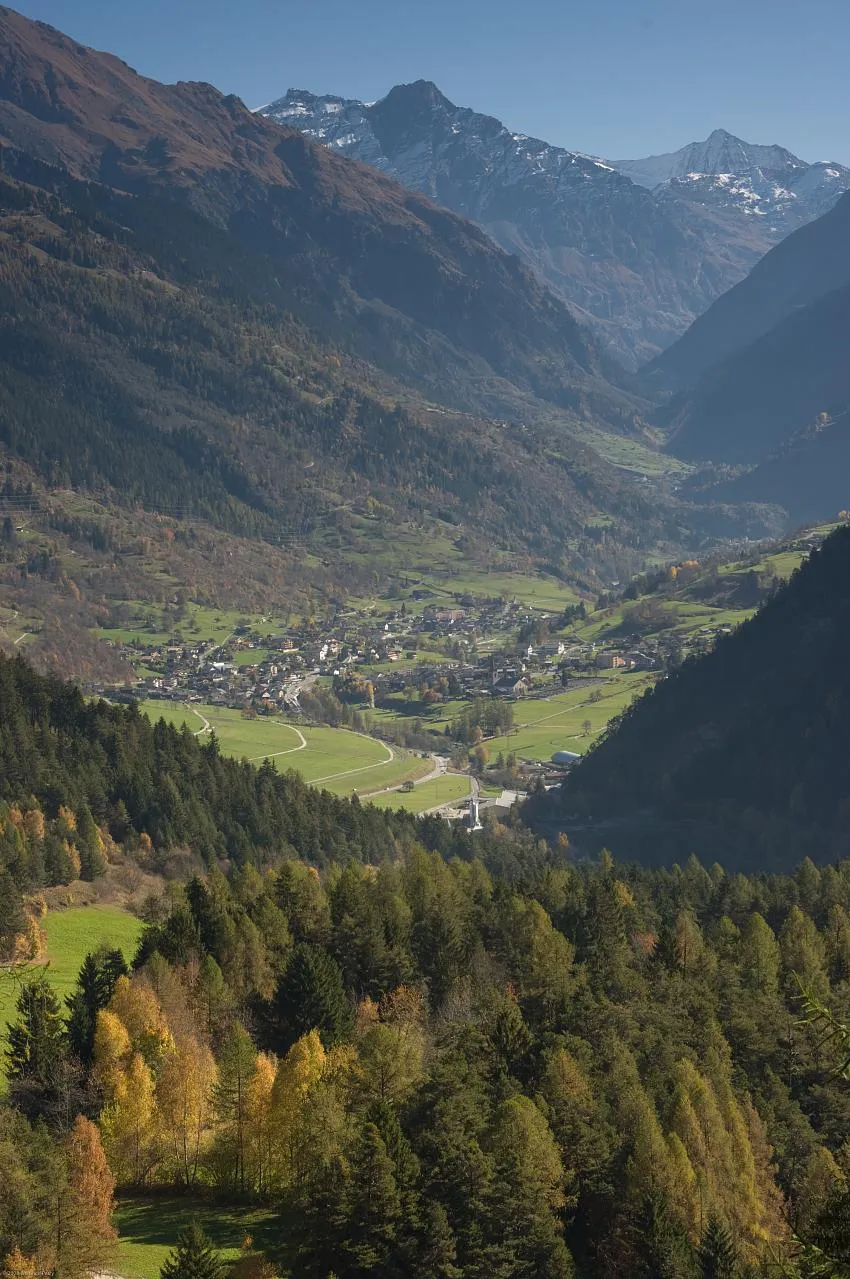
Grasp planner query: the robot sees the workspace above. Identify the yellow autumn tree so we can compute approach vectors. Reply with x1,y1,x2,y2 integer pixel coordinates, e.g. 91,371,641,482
108,974,173,1067
93,1008,133,1096
268,1029,327,1187
669,1057,786,1261
60,1115,117,1278
0,1249,37,1279
244,1051,277,1194
157,1035,218,1186
100,1050,160,1186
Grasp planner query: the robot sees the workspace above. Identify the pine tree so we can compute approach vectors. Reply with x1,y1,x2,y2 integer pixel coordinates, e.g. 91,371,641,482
697,1217,738,1279
75,804,107,880
417,1202,462,1279
66,946,127,1065
5,974,70,1121
341,1122,403,1275
632,1192,694,1279
160,1222,224,1279
0,868,27,962
273,943,353,1050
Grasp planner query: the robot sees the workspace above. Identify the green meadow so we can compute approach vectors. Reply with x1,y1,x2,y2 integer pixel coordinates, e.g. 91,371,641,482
138,702,429,795
498,673,656,761
0,905,144,1055
114,1197,278,1279
368,772,473,814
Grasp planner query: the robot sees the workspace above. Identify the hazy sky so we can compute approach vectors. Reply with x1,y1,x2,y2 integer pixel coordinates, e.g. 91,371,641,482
12,0,850,162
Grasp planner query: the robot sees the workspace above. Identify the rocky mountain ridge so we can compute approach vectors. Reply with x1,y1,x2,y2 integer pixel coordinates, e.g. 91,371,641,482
262,89,849,367
617,127,850,234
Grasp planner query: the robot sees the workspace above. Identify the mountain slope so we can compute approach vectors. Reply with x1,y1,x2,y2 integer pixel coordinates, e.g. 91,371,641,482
262,85,776,367
556,523,850,866
0,7,637,424
649,190,850,390
665,279,850,465
0,0,741,651
617,127,849,234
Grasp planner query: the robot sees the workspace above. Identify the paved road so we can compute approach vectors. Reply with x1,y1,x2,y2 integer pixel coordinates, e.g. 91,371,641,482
283,671,318,711
366,752,449,798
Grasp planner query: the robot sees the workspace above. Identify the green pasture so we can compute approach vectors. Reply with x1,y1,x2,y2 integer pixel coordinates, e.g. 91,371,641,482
500,674,655,761
138,703,426,794
115,1197,278,1279
368,773,472,813
95,603,287,649
0,905,144,1055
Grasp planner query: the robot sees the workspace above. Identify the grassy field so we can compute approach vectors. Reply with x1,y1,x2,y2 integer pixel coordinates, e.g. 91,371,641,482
368,773,472,813
499,674,656,761
0,905,144,1052
115,1197,279,1279
138,702,428,796
95,603,289,649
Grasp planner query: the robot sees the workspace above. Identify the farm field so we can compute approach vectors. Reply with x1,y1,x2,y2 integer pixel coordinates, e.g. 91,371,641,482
570,596,755,646
502,673,656,761
0,905,143,1052
95,603,289,649
115,1197,278,1279
138,702,428,795
368,773,473,813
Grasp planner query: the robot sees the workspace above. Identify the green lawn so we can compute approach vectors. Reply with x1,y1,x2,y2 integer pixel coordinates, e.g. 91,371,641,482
0,905,144,1057
115,1197,279,1279
138,703,426,794
368,773,472,813
500,674,655,761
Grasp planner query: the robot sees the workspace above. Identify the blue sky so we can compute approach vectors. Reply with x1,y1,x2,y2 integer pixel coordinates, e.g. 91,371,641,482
12,0,850,162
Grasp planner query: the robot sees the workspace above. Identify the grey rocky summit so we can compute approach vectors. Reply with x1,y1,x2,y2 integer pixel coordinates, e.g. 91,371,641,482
261,89,850,367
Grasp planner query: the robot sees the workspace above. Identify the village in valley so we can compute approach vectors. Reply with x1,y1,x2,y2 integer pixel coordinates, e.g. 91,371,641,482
78,525,825,819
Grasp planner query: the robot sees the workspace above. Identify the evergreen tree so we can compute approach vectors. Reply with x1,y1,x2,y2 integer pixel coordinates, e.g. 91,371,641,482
5,975,70,1120
66,947,128,1066
273,943,353,1050
159,1222,224,1279
697,1217,738,1279
75,804,107,880
632,1193,694,1279
342,1123,403,1275
0,868,27,962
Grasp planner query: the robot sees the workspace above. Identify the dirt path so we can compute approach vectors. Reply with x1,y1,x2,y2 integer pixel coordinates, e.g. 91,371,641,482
311,735,396,785
248,722,307,761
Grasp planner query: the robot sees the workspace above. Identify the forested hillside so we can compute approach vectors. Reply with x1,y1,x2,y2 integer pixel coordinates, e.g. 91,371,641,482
555,523,850,867
5,641,850,1275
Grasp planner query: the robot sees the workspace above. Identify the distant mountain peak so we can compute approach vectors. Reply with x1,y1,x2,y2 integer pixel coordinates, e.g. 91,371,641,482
381,79,453,109
259,86,850,367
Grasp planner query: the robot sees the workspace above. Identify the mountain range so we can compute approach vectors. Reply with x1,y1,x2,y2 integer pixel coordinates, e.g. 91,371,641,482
0,2,847,679
0,0,770,675
262,87,850,367
645,188,850,525
617,127,848,230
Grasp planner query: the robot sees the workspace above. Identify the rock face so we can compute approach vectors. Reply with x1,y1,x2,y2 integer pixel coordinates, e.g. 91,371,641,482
617,128,850,232
261,89,849,367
